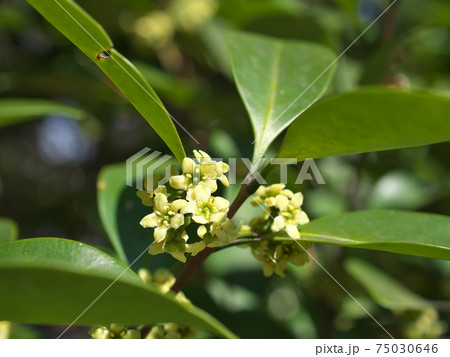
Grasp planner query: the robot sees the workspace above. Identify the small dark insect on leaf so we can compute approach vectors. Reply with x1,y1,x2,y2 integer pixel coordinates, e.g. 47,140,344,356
97,50,112,60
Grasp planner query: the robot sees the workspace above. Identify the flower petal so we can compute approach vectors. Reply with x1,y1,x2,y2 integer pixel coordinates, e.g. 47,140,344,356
264,197,276,207
291,192,304,208
171,199,187,212
274,245,283,259
203,179,217,193
170,213,184,229
149,241,164,255
219,175,229,187
180,201,196,214
281,189,294,199
290,252,309,266
212,196,229,211
170,175,189,190
170,250,187,263
211,211,227,224
251,197,263,207
154,226,168,242
186,241,206,256
286,224,300,239
267,184,285,196
275,195,289,211
154,193,169,212
186,188,195,202
182,157,195,174
296,210,310,225
263,262,274,277
197,225,207,238
140,213,158,228
154,185,168,195
200,161,217,178
192,214,208,225
194,182,211,202
137,190,153,207
271,215,285,232
255,186,266,197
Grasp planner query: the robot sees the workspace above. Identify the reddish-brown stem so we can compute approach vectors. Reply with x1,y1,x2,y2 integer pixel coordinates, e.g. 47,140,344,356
171,247,215,293
228,184,250,218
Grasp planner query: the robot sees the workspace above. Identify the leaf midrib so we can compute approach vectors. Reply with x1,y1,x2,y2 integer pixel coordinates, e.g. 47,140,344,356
299,232,450,252
261,42,282,142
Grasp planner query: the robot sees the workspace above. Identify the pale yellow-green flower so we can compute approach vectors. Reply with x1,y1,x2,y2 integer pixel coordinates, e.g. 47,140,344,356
168,0,218,32
210,219,238,244
186,240,207,256
251,240,310,278
149,229,189,262
138,268,176,294
169,150,229,194
193,219,238,251
138,268,190,303
251,184,297,206
146,323,196,339
89,324,141,339
271,192,309,239
136,181,166,207
402,309,447,339
181,182,229,225
133,11,174,48
140,193,186,243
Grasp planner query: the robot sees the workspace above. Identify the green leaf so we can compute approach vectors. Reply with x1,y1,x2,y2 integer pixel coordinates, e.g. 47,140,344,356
0,238,236,338
345,259,432,311
289,210,450,260
227,31,335,162
26,0,185,162
0,98,87,128
97,163,152,265
278,88,450,161
0,218,18,244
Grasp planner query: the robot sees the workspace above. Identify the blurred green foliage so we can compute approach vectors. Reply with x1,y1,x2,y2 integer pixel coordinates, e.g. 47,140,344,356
0,0,449,338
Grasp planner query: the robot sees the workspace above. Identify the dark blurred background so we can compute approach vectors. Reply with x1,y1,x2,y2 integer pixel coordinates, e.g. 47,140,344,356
0,0,449,338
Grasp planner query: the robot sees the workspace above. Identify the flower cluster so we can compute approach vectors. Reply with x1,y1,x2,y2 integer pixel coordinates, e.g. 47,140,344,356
250,240,311,277
131,0,217,48
137,156,312,279
89,323,141,339
89,268,196,339
244,184,311,277
139,151,238,262
250,184,310,239
401,309,447,339
138,267,190,304
138,267,176,294
146,323,196,339
139,268,197,339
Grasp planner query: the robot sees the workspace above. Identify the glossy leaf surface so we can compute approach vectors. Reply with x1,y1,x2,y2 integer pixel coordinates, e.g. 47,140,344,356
26,0,185,162
278,88,450,161
0,238,236,338
281,210,450,260
227,31,335,161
